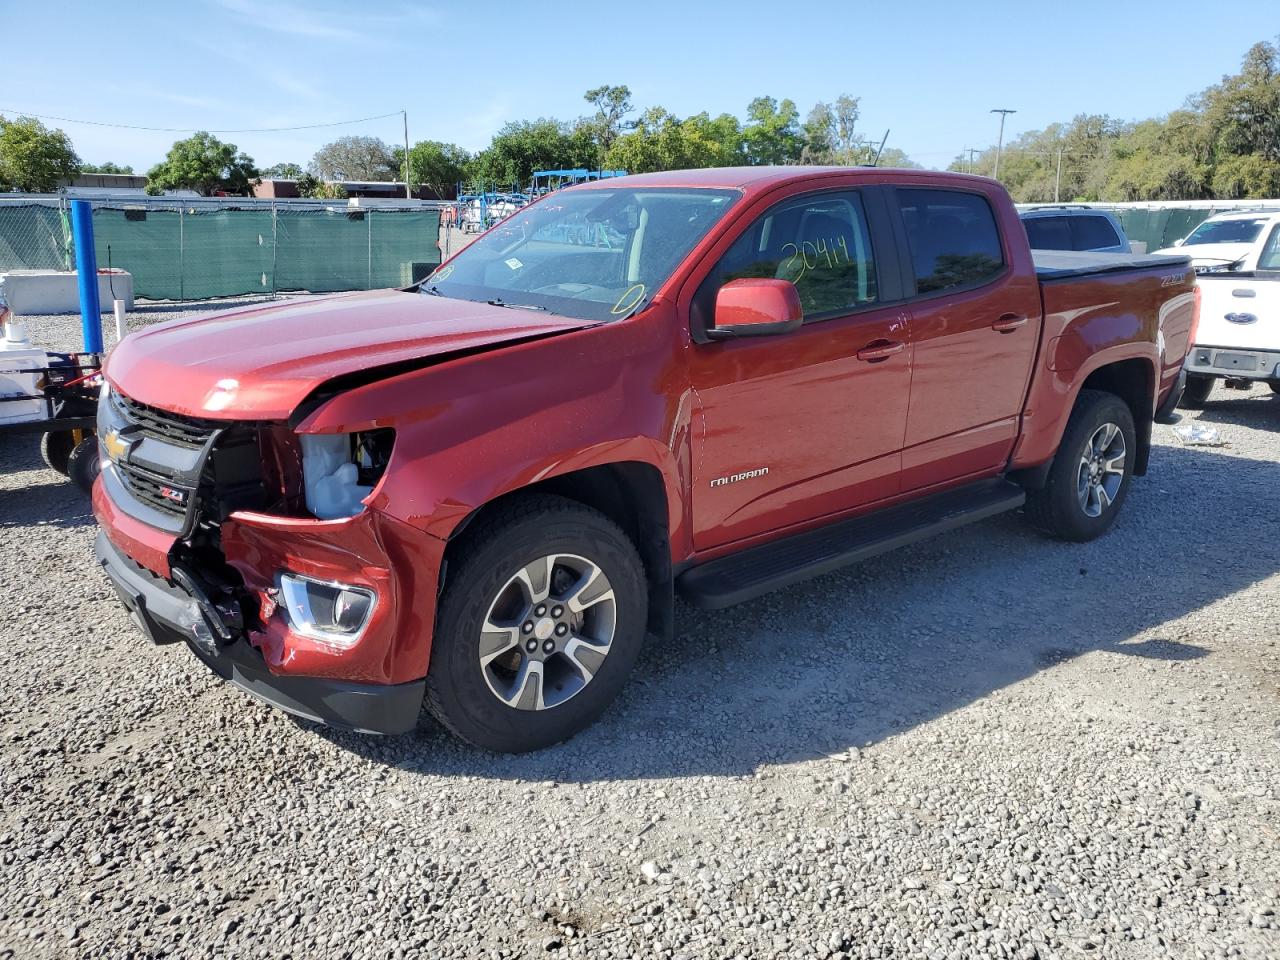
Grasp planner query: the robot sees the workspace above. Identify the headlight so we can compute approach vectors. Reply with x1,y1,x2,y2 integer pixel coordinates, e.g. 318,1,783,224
1194,263,1239,275
299,429,394,520
277,573,376,647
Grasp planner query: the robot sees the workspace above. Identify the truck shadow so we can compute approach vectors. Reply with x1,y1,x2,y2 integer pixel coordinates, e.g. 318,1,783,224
322,441,1279,782
1190,388,1279,430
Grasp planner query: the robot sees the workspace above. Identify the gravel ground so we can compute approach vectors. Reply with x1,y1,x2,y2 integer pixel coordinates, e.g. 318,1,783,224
1,303,1278,960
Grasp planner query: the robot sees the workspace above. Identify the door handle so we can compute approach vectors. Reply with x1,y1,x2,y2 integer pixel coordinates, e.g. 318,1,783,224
856,340,905,363
991,314,1027,334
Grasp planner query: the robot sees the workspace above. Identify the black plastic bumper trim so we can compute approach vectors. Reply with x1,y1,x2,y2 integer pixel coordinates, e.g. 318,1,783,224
94,531,424,735
1154,367,1186,424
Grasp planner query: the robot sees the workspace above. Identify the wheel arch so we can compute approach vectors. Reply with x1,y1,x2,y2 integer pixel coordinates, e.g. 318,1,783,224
1012,351,1158,488
442,461,675,643
1075,357,1155,476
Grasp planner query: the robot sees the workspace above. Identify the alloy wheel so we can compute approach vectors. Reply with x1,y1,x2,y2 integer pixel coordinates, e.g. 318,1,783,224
1076,422,1126,518
478,554,616,711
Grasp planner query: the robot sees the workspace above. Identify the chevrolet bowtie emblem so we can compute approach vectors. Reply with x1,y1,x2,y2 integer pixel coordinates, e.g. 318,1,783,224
102,429,131,461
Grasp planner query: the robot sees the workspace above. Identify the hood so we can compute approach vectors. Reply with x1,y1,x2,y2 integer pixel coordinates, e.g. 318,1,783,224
1152,242,1253,268
106,289,595,420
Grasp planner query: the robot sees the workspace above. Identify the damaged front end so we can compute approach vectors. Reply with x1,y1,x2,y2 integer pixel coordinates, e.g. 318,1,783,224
92,382,440,734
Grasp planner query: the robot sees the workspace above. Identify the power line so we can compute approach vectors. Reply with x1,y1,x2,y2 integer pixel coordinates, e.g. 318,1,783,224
0,108,403,134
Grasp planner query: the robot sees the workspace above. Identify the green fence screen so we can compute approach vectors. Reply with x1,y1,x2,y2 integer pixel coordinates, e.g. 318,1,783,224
0,200,442,301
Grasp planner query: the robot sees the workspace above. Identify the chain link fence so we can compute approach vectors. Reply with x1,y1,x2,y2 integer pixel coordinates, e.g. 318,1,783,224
0,196,443,301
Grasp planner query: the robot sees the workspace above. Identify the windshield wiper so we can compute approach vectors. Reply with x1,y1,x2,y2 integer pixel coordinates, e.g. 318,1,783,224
421,285,442,296
484,298,547,311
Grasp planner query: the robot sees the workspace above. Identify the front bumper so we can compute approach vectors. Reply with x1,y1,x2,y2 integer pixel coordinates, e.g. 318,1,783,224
95,531,425,734
1186,345,1280,381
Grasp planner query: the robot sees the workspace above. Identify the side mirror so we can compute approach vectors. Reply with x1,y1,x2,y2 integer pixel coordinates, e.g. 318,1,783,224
707,278,803,340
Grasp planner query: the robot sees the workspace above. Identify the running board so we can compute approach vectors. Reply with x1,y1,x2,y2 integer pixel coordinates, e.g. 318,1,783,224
677,478,1026,610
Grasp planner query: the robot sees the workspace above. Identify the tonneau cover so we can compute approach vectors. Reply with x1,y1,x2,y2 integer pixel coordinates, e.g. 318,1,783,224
1033,249,1192,280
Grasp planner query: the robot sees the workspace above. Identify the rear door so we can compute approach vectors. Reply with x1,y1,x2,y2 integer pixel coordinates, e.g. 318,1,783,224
893,186,1042,491
686,186,912,550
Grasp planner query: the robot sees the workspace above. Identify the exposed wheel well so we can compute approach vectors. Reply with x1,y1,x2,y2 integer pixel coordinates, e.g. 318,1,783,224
443,463,674,641
1079,359,1154,476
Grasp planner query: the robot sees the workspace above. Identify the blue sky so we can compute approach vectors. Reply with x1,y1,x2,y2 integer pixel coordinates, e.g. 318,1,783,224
2,0,1274,173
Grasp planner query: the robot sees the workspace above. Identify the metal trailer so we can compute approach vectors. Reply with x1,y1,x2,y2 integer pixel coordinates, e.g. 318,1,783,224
530,169,627,196
0,200,105,493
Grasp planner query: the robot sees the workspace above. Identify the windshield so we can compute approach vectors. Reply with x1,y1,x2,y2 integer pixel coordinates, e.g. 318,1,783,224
423,187,740,321
1183,218,1268,245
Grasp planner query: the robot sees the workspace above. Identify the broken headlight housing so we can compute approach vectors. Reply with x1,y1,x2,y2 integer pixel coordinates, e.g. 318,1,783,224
298,429,394,520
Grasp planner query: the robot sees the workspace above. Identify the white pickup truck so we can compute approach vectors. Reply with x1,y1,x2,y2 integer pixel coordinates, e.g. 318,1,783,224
1156,211,1280,407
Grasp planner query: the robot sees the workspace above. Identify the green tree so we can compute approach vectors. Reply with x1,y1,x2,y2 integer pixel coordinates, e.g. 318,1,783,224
393,141,471,197
743,97,803,165
583,84,635,158
81,161,133,175
802,95,863,164
466,119,597,189
308,136,396,181
874,147,920,169
145,132,257,196
0,115,80,192
605,108,743,173
295,173,347,199
261,162,304,179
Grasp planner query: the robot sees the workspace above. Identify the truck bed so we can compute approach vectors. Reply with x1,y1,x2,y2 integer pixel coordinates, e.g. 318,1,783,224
1033,249,1191,280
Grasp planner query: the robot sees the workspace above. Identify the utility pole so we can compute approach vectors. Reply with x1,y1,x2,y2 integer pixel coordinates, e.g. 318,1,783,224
965,147,980,174
990,108,1016,180
402,109,411,200
1054,147,1064,203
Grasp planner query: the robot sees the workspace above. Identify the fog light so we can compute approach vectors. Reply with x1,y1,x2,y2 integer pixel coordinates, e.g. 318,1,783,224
277,573,376,647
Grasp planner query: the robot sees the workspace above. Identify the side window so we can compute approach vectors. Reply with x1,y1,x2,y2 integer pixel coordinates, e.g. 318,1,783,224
704,191,878,320
1258,225,1280,272
1023,216,1072,251
1070,215,1121,251
898,189,1005,294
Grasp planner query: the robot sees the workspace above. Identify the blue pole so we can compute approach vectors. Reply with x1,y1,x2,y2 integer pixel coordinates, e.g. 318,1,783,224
69,199,103,354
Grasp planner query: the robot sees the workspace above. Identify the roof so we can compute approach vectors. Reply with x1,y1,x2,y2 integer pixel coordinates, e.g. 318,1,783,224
1200,209,1280,222
571,165,984,192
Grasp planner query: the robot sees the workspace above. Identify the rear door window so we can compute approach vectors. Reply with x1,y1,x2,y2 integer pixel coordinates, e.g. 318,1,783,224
706,191,878,319
1070,215,1121,251
897,189,1005,294
1023,216,1072,250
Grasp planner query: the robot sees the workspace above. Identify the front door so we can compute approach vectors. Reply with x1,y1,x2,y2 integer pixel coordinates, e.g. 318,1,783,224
686,188,911,551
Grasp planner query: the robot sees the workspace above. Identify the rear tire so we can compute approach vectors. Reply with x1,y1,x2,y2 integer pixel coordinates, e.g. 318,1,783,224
1024,389,1136,543
67,436,100,495
40,431,74,475
1178,373,1215,409
424,494,648,752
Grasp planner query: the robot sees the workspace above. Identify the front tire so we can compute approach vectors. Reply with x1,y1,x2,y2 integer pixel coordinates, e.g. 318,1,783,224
1268,379,1280,395
1024,389,1136,543
424,494,648,752
1178,373,1215,409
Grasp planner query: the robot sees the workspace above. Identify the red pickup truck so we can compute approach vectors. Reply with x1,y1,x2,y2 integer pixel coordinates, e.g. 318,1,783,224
93,168,1196,751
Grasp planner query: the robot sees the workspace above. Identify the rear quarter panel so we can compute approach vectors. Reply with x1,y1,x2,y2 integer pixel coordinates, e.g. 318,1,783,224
1012,263,1196,469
